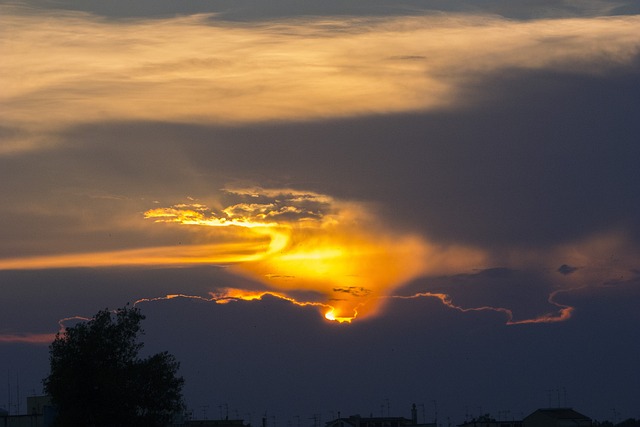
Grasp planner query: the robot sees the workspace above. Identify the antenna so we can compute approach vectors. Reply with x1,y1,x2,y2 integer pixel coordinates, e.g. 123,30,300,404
611,408,619,424
498,411,510,421
220,403,229,419
546,388,559,407
200,405,209,420
310,413,320,427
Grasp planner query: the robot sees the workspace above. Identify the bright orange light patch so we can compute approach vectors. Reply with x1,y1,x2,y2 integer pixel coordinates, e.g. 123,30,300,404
144,188,432,322
324,309,355,323
0,187,490,326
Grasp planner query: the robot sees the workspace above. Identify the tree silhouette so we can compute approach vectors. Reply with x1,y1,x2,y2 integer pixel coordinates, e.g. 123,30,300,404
43,306,184,427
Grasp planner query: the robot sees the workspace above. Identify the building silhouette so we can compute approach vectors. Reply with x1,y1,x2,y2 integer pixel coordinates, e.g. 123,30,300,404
184,419,251,427
458,414,522,427
0,395,56,427
325,404,436,427
522,408,591,427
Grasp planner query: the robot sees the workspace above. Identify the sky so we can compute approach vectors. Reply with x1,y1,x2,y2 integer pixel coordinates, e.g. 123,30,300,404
1,0,640,423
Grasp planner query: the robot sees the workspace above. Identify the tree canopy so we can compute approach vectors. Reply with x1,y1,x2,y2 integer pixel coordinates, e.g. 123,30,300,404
43,306,184,427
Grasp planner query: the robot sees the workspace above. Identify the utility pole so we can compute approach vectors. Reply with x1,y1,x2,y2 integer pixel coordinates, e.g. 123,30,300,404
201,405,209,420
219,403,229,420
7,369,11,416
16,372,19,415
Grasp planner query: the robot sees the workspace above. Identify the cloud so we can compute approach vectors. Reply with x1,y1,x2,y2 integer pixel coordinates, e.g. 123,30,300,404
2,6,640,154
0,333,56,344
1,5,639,334
145,188,488,321
145,188,333,226
558,264,579,275
4,185,636,327
0,187,489,322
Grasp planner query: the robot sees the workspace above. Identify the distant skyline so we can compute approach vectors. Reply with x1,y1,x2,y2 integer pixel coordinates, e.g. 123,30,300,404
1,0,639,423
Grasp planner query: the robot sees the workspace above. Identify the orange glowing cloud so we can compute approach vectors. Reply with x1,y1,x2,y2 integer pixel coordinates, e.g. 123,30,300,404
0,316,90,345
0,242,271,270
0,187,482,322
1,187,637,326
144,188,451,321
0,333,57,344
141,187,501,322
393,289,574,325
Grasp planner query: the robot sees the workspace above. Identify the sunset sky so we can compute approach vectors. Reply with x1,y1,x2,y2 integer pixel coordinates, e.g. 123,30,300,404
1,0,639,423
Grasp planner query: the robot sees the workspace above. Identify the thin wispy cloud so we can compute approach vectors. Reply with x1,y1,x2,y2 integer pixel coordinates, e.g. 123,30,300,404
2,6,639,154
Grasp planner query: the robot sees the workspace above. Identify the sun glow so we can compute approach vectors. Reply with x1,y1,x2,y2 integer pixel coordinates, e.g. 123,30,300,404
4,186,606,328
134,290,348,323
143,188,437,322
1,186,631,338
0,187,491,324
324,309,356,324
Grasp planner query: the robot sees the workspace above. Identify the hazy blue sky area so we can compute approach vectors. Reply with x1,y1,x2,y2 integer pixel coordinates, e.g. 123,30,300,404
1,0,639,423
